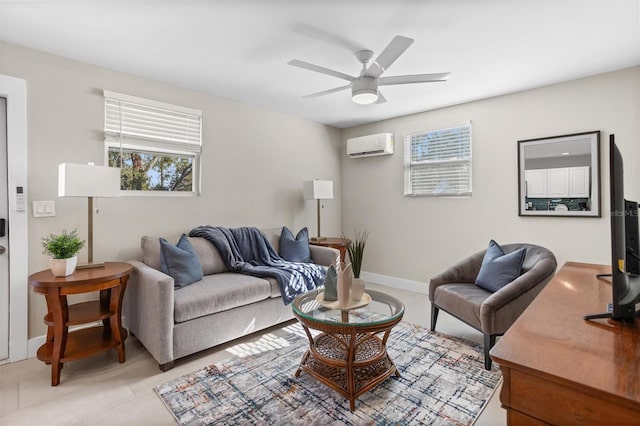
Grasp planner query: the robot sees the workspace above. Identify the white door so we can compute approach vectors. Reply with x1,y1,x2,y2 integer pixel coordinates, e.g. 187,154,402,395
0,97,8,361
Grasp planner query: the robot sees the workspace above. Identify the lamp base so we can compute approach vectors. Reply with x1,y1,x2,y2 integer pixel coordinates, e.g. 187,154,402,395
310,237,328,241
76,262,106,270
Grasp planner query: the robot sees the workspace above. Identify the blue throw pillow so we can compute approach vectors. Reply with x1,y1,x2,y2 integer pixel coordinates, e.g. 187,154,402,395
475,240,526,292
159,234,203,289
279,226,311,263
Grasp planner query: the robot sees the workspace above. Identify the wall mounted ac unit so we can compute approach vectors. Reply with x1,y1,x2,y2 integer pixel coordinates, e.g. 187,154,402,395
346,133,394,158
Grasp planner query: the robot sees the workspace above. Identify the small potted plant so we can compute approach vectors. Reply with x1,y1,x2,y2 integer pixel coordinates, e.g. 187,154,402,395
345,230,368,301
41,229,85,277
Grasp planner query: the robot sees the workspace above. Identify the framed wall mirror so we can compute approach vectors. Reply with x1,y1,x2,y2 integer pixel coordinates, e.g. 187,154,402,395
518,131,601,217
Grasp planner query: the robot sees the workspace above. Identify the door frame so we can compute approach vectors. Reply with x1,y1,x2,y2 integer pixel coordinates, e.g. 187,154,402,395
1,74,28,363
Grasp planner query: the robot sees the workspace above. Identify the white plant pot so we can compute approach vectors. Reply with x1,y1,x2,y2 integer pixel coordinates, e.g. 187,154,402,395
50,256,78,277
352,277,366,301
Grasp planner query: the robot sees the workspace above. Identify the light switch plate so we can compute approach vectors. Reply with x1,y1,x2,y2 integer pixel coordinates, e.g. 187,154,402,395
33,200,56,217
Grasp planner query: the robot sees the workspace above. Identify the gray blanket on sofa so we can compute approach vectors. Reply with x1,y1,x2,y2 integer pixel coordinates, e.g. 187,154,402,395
189,226,325,304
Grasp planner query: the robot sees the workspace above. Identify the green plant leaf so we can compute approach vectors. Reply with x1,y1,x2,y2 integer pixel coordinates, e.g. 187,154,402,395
41,229,86,259
343,230,368,278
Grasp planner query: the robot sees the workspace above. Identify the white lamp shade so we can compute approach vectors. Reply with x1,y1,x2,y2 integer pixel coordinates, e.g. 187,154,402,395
303,180,334,200
58,163,121,197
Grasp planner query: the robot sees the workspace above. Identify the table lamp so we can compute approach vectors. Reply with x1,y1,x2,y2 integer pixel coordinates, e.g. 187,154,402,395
303,180,333,241
58,163,121,268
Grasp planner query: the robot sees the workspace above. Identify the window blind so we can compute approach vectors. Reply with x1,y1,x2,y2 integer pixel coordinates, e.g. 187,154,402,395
404,124,472,196
104,90,202,151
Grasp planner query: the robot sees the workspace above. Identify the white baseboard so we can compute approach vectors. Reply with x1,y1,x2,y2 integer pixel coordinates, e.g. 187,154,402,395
361,271,427,295
27,335,45,358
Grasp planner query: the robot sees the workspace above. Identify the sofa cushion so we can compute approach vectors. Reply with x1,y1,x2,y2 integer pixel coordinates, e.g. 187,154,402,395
159,235,203,289
173,272,272,323
265,277,281,298
279,227,311,263
260,228,282,253
142,235,227,275
475,240,527,292
189,237,227,275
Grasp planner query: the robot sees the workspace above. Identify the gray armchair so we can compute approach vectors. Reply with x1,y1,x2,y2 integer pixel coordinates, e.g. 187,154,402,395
428,243,557,369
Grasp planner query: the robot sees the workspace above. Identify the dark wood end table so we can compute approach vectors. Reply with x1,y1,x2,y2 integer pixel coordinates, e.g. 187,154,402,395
309,237,351,263
29,262,132,386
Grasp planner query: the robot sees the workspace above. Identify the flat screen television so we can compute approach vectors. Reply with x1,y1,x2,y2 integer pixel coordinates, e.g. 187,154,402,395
596,199,640,278
585,135,640,322
625,199,640,276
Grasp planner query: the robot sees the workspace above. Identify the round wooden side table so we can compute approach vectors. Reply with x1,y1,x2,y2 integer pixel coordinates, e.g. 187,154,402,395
292,289,405,411
29,262,132,386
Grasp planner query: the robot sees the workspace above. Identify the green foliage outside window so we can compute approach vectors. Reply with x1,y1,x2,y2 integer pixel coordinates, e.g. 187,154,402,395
108,148,193,192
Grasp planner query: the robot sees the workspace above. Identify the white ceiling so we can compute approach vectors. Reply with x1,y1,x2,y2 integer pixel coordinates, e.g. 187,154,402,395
1,1,639,128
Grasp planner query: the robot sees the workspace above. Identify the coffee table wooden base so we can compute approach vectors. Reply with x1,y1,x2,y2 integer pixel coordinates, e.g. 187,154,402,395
294,328,401,411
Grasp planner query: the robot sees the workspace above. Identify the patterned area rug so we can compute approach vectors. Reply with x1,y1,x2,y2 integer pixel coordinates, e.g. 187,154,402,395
155,322,501,425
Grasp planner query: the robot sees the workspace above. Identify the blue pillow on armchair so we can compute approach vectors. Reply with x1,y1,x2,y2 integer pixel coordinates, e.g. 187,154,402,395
279,226,311,263
159,234,203,289
475,240,526,292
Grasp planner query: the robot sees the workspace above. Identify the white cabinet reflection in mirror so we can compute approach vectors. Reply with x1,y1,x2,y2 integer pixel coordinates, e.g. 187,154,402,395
525,169,547,198
518,131,600,217
525,166,590,199
569,167,590,197
547,168,570,197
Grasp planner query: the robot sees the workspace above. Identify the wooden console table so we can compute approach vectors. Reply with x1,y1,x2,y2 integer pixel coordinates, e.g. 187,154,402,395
490,262,640,424
29,262,132,386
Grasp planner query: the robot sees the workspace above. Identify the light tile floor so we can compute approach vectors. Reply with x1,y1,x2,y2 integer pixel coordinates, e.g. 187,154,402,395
0,283,505,425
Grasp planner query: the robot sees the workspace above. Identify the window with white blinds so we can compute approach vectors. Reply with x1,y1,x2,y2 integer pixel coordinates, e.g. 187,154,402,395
103,91,202,195
404,124,472,196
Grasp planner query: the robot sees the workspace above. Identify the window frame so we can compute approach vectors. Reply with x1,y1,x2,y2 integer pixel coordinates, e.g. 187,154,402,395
103,90,202,197
403,123,473,197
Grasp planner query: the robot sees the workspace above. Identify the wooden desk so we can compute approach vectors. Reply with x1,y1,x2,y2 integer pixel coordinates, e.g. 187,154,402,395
29,262,132,386
490,262,640,424
309,237,350,263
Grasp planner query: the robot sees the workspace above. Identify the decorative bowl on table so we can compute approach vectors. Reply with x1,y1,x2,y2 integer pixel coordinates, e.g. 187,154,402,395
315,291,372,310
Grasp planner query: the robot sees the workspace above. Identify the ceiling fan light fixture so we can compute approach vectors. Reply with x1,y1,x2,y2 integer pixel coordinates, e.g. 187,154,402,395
351,76,378,105
352,89,378,105
289,35,450,105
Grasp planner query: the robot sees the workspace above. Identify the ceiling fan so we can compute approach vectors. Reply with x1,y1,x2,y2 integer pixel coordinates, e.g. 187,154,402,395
288,35,450,105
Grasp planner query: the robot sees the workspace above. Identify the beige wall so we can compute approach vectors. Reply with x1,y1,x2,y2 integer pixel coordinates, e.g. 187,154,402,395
341,67,640,285
4,39,639,339
0,42,342,338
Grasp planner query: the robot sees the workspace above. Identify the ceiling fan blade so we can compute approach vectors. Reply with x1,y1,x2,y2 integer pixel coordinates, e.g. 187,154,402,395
303,84,351,99
365,35,414,78
288,59,354,82
375,92,387,104
378,73,451,86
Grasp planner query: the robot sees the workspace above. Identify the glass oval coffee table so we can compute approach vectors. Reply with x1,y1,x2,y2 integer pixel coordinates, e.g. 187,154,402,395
291,288,405,411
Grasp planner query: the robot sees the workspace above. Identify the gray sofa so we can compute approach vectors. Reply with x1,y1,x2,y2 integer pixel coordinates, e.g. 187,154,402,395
123,227,339,371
